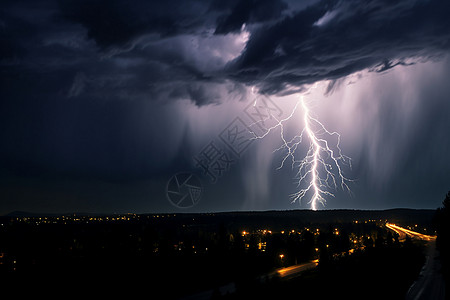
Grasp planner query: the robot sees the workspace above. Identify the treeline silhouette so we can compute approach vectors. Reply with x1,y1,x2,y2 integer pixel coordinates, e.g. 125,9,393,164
434,191,450,297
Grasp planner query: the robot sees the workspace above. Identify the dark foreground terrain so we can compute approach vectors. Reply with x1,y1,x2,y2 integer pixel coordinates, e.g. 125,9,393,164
224,241,424,300
0,209,434,298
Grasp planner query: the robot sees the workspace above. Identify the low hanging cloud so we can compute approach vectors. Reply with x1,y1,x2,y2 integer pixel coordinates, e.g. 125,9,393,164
226,0,450,94
2,0,449,107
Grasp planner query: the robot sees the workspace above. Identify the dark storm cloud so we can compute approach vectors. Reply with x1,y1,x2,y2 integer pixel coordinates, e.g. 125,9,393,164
58,0,289,47
58,0,212,49
52,0,289,104
3,0,449,106
213,0,288,34
2,0,229,106
227,0,450,94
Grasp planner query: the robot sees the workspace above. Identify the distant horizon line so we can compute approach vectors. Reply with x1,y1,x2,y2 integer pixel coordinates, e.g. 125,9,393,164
2,207,438,217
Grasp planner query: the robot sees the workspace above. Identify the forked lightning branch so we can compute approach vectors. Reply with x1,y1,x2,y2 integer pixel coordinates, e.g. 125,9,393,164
168,87,352,211
251,93,352,210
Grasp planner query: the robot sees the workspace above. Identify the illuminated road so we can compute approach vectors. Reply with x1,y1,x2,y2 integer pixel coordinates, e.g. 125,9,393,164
385,223,444,300
182,260,319,299
385,223,436,241
272,259,319,279
405,240,445,300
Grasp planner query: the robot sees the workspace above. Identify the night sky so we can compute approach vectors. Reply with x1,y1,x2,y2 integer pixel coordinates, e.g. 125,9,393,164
1,0,450,214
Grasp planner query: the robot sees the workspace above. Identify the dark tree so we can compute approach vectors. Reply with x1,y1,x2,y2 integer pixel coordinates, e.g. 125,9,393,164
434,191,450,294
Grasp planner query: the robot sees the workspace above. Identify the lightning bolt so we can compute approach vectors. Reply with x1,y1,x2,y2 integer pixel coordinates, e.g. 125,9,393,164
250,90,352,210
